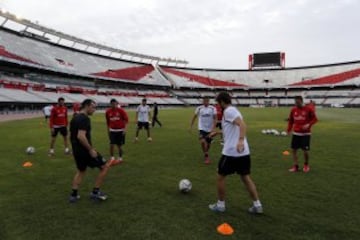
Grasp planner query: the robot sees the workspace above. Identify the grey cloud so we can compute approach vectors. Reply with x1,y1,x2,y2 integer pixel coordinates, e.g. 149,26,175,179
1,0,360,68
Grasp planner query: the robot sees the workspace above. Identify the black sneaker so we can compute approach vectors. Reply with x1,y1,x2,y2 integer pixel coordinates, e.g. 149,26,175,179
69,195,80,203
90,191,108,201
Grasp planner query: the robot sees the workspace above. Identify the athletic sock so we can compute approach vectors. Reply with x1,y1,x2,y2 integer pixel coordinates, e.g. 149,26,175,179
205,152,209,158
253,200,262,207
71,189,78,197
93,188,100,194
294,164,299,169
217,200,225,208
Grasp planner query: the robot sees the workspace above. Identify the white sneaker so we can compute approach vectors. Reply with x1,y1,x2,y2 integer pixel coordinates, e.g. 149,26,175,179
248,205,263,214
48,149,54,156
65,148,71,155
209,203,225,212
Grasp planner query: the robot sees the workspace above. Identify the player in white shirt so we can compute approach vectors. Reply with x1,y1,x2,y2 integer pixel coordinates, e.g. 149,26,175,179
43,105,53,123
190,97,217,164
208,92,263,214
135,98,152,142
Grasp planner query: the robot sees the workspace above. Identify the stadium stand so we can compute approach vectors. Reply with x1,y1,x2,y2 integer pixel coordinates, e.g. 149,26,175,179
1,17,360,110
160,67,245,88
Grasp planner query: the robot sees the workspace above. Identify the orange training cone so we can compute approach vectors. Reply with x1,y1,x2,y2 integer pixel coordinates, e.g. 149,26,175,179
282,150,290,156
23,161,33,167
217,222,234,235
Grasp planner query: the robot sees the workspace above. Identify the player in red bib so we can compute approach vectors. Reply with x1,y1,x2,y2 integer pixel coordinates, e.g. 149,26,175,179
49,97,70,156
287,96,318,173
306,100,316,112
105,99,129,166
72,102,81,117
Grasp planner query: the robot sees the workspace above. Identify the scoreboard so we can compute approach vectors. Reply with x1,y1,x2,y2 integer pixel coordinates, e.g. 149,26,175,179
248,52,285,69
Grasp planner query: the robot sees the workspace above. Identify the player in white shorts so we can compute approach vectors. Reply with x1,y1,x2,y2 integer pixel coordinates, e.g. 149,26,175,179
208,92,263,214
190,97,217,164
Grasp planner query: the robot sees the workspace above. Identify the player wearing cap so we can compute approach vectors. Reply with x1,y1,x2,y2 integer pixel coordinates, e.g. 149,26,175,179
208,92,263,214
287,96,318,173
49,97,70,156
105,99,129,166
190,97,217,164
135,98,152,142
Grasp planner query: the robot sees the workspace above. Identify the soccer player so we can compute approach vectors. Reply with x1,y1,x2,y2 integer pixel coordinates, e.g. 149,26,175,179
215,103,224,144
190,97,217,164
49,97,70,156
105,99,128,165
152,102,162,128
208,92,263,214
287,96,318,173
135,98,152,142
69,99,110,202
72,102,81,117
42,105,53,123
306,100,316,112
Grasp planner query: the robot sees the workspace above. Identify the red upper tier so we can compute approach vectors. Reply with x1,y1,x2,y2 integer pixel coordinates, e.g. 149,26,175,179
162,67,246,87
92,65,155,81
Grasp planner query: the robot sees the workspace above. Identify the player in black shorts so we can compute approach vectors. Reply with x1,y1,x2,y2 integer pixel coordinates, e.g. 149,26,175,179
291,135,311,151
208,92,263,214
217,155,251,176
69,99,110,203
152,102,162,127
199,130,213,144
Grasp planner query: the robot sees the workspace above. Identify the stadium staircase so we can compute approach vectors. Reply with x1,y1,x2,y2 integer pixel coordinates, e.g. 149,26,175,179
155,65,177,87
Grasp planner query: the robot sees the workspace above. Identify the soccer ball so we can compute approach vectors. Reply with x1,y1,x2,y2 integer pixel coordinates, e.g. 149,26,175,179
261,129,267,134
179,179,192,193
273,130,280,136
26,146,35,155
265,129,271,134
281,131,288,136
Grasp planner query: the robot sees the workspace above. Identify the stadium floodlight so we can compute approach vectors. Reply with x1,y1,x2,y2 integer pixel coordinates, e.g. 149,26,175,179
15,14,23,20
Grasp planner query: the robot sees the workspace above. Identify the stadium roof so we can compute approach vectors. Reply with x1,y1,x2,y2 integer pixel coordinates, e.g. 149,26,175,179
0,10,188,66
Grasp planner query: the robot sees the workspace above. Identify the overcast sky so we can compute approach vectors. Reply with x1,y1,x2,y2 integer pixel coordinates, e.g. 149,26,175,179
1,0,359,69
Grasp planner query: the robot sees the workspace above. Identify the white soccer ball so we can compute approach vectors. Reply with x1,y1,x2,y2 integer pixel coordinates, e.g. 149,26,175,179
261,129,267,134
26,146,35,155
265,129,271,134
179,179,192,193
281,131,288,136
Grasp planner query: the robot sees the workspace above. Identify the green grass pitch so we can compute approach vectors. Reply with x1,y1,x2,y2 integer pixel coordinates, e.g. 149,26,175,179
0,107,359,240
